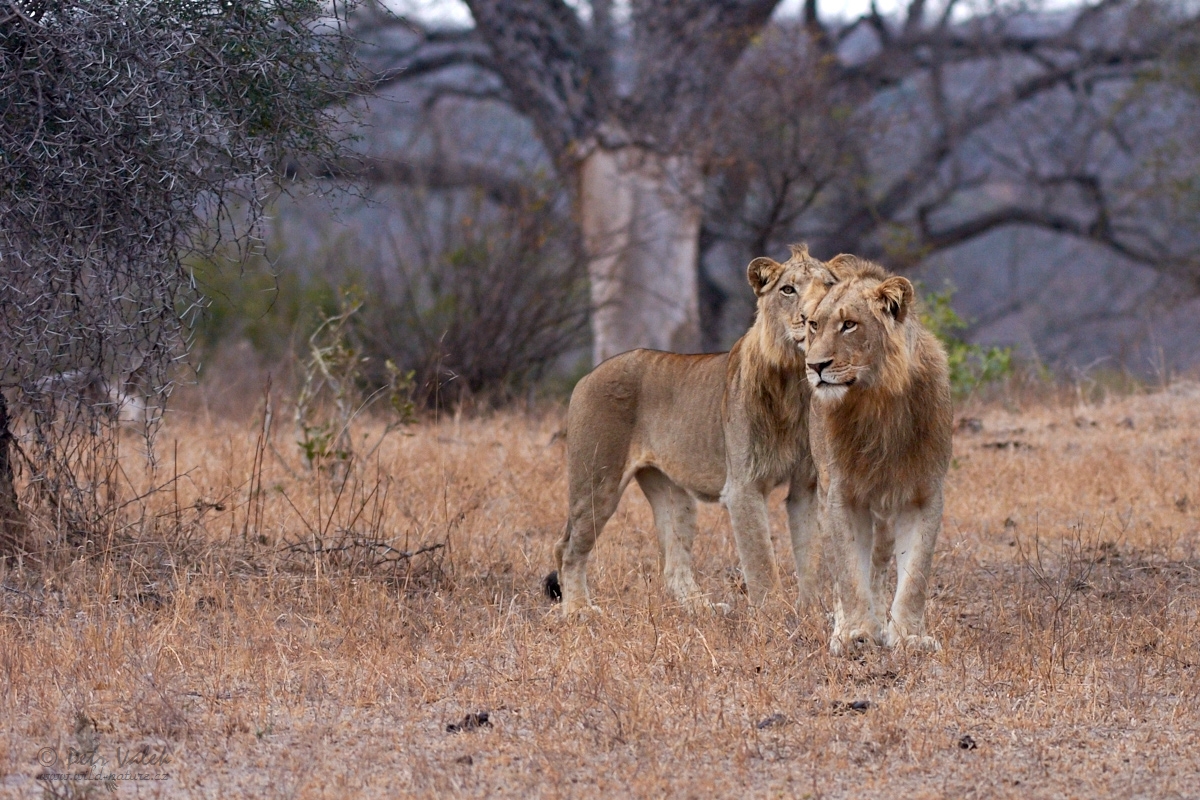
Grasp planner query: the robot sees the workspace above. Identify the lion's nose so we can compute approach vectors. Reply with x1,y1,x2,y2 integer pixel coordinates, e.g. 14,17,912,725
808,359,833,376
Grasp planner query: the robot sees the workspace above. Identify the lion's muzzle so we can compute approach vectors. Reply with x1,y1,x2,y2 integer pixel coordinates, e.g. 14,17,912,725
806,359,856,397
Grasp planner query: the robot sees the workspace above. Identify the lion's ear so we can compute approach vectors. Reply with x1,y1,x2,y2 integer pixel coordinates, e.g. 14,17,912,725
747,257,784,295
810,265,837,288
875,276,914,323
825,254,858,280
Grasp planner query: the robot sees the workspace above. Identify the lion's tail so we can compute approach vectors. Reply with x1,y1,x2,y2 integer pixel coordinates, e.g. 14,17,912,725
543,571,562,601
544,521,569,602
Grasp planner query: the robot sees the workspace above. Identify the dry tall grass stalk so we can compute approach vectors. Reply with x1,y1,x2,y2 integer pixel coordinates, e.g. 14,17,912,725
2,381,1199,797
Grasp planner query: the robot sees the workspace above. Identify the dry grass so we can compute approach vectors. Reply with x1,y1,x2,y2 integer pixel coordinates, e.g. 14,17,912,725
3,380,1200,798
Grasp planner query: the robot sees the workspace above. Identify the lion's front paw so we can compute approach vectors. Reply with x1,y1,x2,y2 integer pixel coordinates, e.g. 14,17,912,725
895,634,941,653
830,627,878,657
885,622,941,653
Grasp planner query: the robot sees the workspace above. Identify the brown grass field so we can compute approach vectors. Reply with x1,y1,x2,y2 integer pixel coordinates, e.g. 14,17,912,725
2,379,1200,798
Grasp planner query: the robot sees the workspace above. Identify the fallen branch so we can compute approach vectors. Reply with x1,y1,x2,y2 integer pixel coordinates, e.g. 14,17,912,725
282,537,445,563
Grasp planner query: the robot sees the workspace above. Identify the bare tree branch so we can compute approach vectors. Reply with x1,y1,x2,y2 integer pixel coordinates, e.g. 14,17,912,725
462,0,607,165
803,0,830,52
372,47,498,89
904,0,926,35
310,156,530,207
824,9,1182,257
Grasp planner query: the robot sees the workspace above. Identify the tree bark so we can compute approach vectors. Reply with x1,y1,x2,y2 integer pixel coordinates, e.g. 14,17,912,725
579,144,703,363
0,392,26,556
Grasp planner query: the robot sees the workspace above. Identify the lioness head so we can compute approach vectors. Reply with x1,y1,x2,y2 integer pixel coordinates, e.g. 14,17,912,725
804,268,915,402
745,243,823,358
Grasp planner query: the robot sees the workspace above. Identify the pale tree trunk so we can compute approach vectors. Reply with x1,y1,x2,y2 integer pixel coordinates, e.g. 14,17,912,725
579,144,702,364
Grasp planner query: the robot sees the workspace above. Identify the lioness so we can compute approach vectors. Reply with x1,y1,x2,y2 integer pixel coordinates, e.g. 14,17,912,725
802,256,953,654
549,245,822,614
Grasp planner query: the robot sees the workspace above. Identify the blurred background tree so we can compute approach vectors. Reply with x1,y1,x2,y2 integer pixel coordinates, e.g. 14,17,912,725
344,0,785,366
275,0,1199,378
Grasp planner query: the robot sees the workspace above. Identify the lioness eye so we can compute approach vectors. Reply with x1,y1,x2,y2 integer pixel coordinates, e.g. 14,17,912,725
780,285,796,296
841,321,857,333
808,320,817,331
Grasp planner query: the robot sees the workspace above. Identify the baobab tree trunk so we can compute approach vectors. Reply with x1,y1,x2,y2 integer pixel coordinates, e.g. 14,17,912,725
578,144,703,364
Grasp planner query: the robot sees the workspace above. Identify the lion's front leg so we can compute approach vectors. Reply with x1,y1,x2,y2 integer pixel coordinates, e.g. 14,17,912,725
786,470,819,601
826,494,884,655
636,468,709,610
723,481,781,606
885,490,944,652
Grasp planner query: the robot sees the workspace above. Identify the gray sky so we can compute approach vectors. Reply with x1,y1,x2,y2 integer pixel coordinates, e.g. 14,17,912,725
397,0,929,28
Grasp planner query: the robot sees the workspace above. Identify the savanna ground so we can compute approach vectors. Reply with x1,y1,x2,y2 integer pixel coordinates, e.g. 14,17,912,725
2,377,1199,798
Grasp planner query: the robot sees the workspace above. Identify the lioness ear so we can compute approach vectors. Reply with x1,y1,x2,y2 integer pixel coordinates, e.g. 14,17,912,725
747,257,784,295
875,276,914,323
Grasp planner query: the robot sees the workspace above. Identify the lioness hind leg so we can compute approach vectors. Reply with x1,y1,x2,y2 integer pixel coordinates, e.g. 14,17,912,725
559,473,624,616
636,468,705,610
885,496,943,652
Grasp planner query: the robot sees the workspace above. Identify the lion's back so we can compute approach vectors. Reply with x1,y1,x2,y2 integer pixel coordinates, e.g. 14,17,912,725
567,349,728,497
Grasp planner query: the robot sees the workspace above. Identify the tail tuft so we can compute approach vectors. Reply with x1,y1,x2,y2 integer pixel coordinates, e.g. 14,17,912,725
543,571,562,602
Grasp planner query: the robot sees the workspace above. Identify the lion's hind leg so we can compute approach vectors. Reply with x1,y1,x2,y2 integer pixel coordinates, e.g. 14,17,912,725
636,468,707,611
558,466,627,616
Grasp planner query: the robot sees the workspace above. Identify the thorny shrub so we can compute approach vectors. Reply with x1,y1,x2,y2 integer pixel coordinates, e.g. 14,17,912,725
0,0,360,551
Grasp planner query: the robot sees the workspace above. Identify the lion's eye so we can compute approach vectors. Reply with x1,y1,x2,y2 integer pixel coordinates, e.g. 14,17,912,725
808,320,817,332
780,285,796,296
841,321,857,333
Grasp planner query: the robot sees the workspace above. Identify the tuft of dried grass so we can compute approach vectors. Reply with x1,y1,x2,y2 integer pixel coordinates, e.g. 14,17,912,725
2,381,1200,797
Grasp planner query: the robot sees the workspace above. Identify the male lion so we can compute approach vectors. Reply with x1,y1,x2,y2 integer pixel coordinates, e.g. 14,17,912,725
802,256,953,654
548,245,823,614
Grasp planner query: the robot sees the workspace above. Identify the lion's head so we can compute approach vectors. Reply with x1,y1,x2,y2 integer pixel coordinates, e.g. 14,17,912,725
803,266,916,402
744,243,824,362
